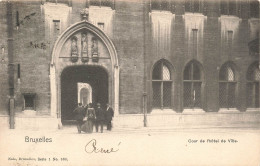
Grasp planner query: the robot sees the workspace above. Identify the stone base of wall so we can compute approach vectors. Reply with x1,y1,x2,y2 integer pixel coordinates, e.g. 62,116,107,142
114,111,260,129
0,114,59,131
1,111,260,130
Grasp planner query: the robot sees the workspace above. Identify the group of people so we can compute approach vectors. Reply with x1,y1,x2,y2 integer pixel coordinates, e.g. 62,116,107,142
73,102,114,134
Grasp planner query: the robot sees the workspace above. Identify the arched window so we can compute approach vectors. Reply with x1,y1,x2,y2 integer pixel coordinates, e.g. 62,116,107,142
247,62,260,108
152,61,172,109
219,63,237,109
183,61,202,108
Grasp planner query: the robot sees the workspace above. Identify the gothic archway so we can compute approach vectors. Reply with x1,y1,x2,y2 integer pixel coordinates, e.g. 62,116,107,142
49,21,119,125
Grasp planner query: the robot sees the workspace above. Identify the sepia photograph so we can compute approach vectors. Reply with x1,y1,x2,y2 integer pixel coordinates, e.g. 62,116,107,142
0,0,260,165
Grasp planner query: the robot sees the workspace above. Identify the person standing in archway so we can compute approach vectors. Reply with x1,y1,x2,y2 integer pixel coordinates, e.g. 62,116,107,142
73,103,86,134
95,103,105,133
105,103,114,131
86,103,96,133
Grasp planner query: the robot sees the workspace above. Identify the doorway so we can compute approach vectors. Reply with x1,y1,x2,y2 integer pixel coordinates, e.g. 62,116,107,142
61,65,108,123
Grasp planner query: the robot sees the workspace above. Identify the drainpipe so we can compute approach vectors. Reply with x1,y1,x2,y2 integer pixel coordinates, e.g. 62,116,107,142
7,1,15,129
143,0,147,127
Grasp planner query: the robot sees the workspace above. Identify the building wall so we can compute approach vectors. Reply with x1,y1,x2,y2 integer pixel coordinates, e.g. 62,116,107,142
146,0,259,113
12,1,50,115
0,2,9,115
0,0,259,118
113,0,145,114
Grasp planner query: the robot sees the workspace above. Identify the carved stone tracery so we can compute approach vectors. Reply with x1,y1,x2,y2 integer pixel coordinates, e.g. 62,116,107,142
81,32,89,62
71,36,78,62
91,37,99,62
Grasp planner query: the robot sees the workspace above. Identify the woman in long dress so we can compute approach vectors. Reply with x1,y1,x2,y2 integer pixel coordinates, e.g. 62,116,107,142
81,103,96,133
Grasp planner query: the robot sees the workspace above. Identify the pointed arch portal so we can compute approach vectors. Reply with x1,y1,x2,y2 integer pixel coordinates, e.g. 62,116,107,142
49,21,119,125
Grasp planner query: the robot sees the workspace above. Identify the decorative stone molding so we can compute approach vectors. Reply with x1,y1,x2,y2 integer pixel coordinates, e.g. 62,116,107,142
80,8,89,21
81,32,89,63
91,37,99,62
70,36,78,62
50,21,119,123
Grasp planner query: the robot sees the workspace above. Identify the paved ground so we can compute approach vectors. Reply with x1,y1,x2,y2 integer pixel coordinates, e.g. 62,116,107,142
1,126,260,166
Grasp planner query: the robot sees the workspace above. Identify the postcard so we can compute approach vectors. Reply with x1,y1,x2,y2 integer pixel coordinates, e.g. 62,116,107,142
0,0,260,165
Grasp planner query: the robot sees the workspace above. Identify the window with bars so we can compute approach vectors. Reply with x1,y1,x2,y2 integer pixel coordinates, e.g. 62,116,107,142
249,0,259,18
185,0,204,13
150,0,173,12
247,62,260,108
219,64,236,109
152,61,172,109
89,0,114,8
23,93,36,110
183,61,202,108
220,0,240,16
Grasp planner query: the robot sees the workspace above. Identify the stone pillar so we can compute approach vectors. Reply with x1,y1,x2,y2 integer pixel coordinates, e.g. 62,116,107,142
7,1,15,129
114,65,119,115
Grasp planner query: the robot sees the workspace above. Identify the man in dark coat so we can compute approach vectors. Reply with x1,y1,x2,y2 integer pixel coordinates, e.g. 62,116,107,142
95,103,105,133
73,103,86,134
105,103,114,131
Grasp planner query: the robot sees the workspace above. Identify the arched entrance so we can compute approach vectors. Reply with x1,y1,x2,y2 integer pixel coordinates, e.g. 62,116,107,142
49,21,119,127
78,83,92,106
61,66,108,122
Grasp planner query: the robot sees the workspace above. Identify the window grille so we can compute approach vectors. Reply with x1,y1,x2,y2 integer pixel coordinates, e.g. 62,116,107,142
152,61,172,109
183,62,202,108
23,93,36,110
247,63,259,108
219,64,236,108
162,65,170,80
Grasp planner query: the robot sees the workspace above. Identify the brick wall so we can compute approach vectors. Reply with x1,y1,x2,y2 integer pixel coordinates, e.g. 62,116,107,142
0,2,9,114
12,1,50,114
113,0,145,114
0,0,258,116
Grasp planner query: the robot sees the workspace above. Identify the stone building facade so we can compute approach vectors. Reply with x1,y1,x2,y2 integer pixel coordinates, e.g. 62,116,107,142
0,0,259,129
